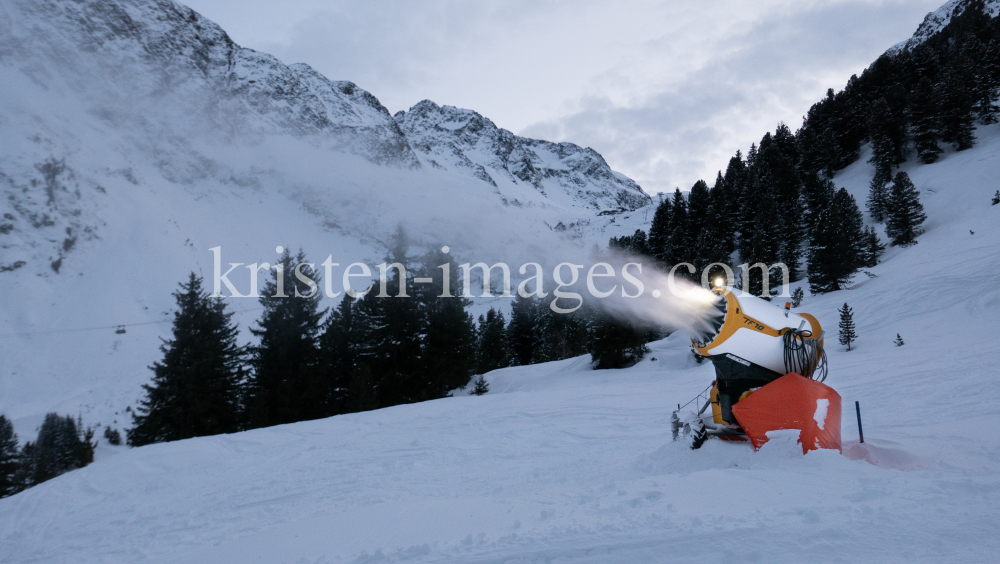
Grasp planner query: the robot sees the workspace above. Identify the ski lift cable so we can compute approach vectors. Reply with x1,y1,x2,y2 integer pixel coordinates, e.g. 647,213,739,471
0,305,264,338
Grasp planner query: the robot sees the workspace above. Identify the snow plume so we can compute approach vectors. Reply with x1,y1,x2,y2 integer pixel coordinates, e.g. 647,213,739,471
576,250,723,335
464,245,724,335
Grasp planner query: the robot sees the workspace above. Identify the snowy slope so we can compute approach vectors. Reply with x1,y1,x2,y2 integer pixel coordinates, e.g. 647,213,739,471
0,0,647,438
1,122,998,563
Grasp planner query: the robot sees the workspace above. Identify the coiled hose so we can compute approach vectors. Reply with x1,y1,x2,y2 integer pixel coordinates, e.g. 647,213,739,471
783,328,828,382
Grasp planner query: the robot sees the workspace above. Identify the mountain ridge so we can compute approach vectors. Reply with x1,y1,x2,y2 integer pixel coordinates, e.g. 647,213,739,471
395,100,649,211
888,0,1000,52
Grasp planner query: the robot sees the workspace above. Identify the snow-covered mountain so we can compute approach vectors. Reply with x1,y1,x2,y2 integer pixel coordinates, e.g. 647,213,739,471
395,100,649,212
0,0,647,278
888,0,1000,52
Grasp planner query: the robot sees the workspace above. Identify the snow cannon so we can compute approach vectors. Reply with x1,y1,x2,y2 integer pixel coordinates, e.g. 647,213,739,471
671,288,842,454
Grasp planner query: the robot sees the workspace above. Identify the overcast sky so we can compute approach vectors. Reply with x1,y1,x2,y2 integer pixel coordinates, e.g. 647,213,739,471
183,0,943,194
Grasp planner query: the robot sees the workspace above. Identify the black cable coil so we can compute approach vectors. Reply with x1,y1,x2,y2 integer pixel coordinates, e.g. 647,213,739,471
782,328,828,382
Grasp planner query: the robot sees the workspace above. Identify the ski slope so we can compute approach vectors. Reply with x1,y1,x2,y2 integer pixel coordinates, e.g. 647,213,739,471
1,125,999,563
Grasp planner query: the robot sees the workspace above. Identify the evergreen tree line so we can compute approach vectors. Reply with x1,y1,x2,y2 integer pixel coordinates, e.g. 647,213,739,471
613,0,994,294
477,292,656,374
127,229,658,449
0,413,96,499
803,0,1000,179
128,231,473,446
618,141,894,296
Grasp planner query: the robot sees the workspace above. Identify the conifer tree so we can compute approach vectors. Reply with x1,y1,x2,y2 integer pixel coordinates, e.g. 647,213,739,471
763,125,806,282
746,142,758,170
587,312,649,369
693,213,730,276
867,168,891,223
471,374,489,396
318,294,359,415
894,333,905,346
908,76,943,164
801,173,836,238
21,414,95,486
791,287,804,308
12,442,35,491
807,188,866,293
0,415,20,498
710,171,738,254
867,98,907,174
738,141,763,252
975,38,999,124
419,246,476,396
346,364,379,413
861,226,885,268
670,188,688,233
128,274,245,445
247,250,325,427
352,284,385,377
885,172,927,246
864,97,906,223
507,294,540,366
475,308,509,374
533,307,589,363
992,190,999,205
861,227,885,268
740,189,782,297
687,180,711,247
626,229,650,256
698,179,732,276
937,67,977,151
647,196,672,263
722,152,748,229
371,227,425,406
662,189,690,268
838,303,857,351
103,426,122,446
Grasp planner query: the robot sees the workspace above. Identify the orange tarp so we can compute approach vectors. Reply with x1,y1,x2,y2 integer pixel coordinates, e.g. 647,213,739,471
731,373,842,454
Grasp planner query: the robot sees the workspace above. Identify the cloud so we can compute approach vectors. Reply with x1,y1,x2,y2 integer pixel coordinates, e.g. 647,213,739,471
182,0,943,193
520,1,944,193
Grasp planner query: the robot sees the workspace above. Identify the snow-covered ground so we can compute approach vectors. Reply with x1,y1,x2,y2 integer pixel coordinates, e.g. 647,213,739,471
1,124,998,562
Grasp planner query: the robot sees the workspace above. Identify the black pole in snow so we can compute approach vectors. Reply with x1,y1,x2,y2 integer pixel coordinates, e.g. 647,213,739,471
855,400,864,444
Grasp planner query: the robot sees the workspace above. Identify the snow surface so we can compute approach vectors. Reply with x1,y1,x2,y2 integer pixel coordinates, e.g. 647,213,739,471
1,122,999,563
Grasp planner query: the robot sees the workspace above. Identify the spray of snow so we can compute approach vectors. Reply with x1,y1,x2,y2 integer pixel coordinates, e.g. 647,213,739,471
586,252,722,334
